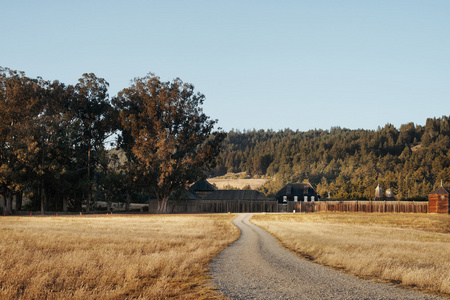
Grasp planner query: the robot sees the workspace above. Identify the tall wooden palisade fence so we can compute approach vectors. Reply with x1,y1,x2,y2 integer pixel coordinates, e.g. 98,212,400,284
306,200,428,213
148,200,428,214
148,200,278,213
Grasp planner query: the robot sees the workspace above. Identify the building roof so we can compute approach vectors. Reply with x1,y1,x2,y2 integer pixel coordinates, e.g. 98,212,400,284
429,186,450,195
169,189,201,200
275,183,316,197
202,190,269,201
190,179,217,192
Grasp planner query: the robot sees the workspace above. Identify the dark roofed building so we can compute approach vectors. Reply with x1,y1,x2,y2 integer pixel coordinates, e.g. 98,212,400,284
428,184,449,214
169,189,201,201
190,179,217,198
202,190,268,201
276,183,318,203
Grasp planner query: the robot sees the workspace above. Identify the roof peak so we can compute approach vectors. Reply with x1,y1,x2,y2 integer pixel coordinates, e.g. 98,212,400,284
430,185,450,195
190,179,216,191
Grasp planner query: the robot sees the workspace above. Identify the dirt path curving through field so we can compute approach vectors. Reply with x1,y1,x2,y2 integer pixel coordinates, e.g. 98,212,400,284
211,214,442,300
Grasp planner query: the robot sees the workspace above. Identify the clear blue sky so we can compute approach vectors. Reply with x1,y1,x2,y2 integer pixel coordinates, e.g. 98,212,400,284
2,1,449,132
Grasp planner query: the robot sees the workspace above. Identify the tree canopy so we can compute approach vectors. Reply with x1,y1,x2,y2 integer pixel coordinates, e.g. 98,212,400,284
0,68,115,214
0,68,224,214
113,74,225,213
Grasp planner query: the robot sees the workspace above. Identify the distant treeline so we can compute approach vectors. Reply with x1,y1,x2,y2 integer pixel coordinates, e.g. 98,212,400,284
213,117,450,200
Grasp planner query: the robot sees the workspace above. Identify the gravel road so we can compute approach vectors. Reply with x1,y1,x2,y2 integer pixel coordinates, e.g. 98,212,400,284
211,214,443,300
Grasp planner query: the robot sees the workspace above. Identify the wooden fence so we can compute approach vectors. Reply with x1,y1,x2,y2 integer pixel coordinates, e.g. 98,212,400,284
148,199,278,213
291,200,428,213
148,199,428,214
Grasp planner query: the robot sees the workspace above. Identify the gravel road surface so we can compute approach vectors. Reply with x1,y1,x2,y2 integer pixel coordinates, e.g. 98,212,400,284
211,214,443,300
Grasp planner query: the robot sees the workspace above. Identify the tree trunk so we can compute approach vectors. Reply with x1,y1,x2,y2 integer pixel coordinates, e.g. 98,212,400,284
86,147,91,213
1,184,11,215
40,180,45,215
0,193,4,213
125,190,131,211
6,194,12,215
15,191,23,211
105,189,111,213
156,196,170,214
4,189,12,215
63,197,68,212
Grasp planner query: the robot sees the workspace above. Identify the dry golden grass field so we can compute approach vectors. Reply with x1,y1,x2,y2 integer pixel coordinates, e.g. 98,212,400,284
251,213,450,297
0,214,239,299
207,178,268,190
207,173,268,190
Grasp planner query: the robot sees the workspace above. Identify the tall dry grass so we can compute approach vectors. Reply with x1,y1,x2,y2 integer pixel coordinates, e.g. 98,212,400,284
0,214,239,299
207,178,268,190
251,213,450,296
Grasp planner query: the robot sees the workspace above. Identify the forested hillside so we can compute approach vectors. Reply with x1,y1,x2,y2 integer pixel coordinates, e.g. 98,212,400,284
213,117,450,200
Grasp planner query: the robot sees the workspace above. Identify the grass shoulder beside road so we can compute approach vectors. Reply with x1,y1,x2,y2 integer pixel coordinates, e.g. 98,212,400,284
0,214,239,299
251,212,450,297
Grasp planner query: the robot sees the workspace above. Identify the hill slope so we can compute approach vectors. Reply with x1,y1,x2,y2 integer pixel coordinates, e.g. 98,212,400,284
213,116,450,199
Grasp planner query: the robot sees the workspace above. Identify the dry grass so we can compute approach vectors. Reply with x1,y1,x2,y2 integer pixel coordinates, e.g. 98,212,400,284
207,178,268,189
0,214,239,299
251,213,450,296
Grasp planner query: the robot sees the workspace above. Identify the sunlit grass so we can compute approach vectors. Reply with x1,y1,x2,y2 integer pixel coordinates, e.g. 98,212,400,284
0,214,239,299
251,213,450,296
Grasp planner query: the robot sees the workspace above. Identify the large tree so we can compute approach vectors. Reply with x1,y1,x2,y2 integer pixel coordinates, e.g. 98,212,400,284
72,73,112,213
113,73,225,213
26,79,77,214
0,68,41,214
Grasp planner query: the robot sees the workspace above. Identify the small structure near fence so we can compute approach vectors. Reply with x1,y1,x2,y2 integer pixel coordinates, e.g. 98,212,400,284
374,184,383,200
374,184,396,201
428,184,449,214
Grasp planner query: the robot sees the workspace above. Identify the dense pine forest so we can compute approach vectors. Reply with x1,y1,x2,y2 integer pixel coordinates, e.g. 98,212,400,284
213,117,450,200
